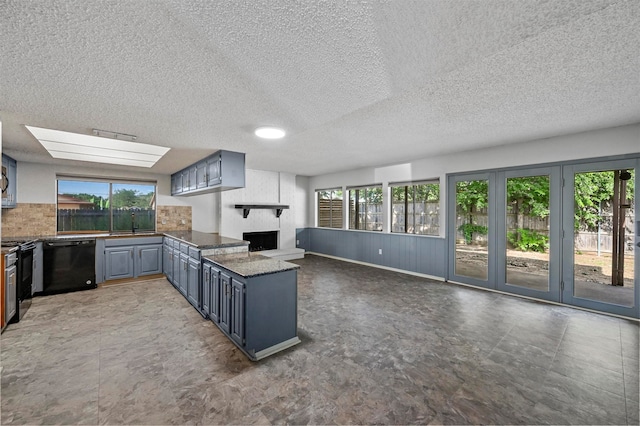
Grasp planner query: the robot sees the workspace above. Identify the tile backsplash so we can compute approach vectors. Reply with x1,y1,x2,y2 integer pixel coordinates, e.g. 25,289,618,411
156,206,192,232
1,203,57,237
1,203,192,237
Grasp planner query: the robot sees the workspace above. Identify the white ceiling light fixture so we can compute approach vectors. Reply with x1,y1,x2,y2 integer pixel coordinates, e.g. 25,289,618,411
254,126,286,139
25,125,170,168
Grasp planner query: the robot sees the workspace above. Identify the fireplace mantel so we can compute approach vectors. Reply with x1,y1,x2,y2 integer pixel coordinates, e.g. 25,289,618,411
235,203,289,218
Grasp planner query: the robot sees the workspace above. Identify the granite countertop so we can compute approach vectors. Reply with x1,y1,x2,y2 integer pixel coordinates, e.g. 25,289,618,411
1,246,19,255
204,252,300,278
163,230,248,250
2,230,248,251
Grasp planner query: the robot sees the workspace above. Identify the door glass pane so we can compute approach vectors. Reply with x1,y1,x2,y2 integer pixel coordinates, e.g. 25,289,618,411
505,176,550,290
573,169,635,307
455,180,489,280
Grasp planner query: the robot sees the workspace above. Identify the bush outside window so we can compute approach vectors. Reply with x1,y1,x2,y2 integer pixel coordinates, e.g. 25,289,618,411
57,178,156,233
391,181,439,235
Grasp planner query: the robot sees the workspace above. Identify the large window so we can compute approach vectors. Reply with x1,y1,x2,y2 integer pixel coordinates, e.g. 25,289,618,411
57,178,157,234
348,185,383,231
317,189,343,228
391,181,439,235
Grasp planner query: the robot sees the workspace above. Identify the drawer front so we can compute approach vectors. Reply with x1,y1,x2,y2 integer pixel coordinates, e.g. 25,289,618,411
188,246,200,260
180,243,190,254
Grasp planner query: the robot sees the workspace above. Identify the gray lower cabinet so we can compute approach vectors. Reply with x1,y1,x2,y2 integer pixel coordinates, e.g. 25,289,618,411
32,242,44,294
187,257,200,308
218,271,231,334
201,263,211,316
171,246,180,288
163,244,173,283
230,279,245,346
178,253,188,296
135,244,162,277
202,259,299,361
4,254,17,324
163,238,202,313
209,265,221,323
104,237,164,281
105,246,135,280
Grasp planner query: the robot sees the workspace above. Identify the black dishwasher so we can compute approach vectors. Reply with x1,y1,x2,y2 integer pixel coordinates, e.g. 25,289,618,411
43,239,97,295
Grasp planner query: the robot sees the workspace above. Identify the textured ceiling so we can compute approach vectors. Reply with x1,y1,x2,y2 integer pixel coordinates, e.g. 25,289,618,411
1,0,638,177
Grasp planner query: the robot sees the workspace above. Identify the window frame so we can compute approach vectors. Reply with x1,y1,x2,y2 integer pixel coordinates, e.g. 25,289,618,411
348,184,383,232
56,176,157,234
390,180,440,235
316,188,343,229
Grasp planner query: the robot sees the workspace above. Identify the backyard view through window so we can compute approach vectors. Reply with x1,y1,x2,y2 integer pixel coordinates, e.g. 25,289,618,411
57,178,156,233
317,189,343,228
349,186,383,231
391,181,439,235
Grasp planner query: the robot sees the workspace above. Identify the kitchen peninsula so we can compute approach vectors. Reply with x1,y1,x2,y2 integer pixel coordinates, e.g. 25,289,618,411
162,231,301,360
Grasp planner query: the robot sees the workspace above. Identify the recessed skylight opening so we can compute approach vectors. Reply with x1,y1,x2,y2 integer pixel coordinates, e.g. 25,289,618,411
25,125,170,168
254,126,286,139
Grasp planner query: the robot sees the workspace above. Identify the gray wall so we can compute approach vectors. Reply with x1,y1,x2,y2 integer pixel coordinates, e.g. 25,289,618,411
297,227,446,278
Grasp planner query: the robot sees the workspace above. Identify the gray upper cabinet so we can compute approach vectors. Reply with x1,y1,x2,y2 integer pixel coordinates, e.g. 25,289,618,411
171,173,182,195
2,154,17,208
196,160,208,189
171,150,245,196
206,153,221,186
187,166,197,192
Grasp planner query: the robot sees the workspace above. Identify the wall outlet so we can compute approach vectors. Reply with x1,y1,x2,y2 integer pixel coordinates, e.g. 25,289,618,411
161,219,166,225
296,239,300,245
181,219,186,225
378,248,382,255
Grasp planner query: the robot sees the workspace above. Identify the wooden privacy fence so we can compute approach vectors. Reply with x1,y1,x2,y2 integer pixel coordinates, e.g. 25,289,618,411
318,199,343,228
392,202,439,234
57,208,155,232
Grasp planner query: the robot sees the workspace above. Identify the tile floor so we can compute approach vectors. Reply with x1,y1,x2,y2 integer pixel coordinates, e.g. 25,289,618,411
1,254,638,424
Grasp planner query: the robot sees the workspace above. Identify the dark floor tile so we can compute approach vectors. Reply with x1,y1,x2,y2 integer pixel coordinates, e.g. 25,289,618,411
627,398,640,425
531,394,627,425
556,339,624,374
1,257,637,426
550,353,626,397
539,370,628,422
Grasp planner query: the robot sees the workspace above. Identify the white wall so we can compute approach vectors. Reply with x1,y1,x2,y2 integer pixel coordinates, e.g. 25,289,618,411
17,162,179,204
14,161,220,232
295,175,309,228
220,169,298,248
305,123,640,230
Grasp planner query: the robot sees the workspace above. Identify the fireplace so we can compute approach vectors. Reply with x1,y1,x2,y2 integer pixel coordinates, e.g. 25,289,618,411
243,231,278,252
